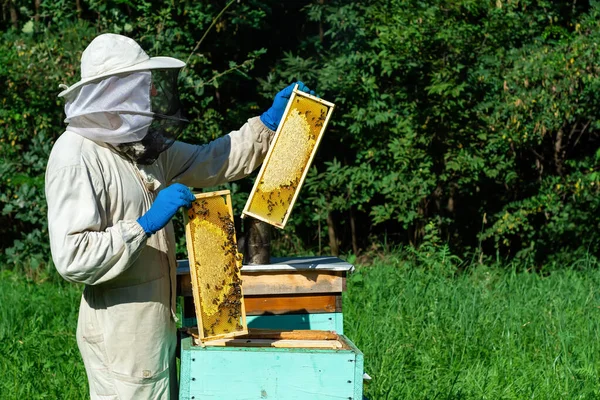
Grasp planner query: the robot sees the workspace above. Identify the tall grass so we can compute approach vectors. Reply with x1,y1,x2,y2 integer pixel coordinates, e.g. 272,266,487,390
344,256,600,399
0,271,87,399
2,254,600,399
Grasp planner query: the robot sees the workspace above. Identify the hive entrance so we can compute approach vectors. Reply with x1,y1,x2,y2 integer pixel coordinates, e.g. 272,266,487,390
185,190,247,341
242,85,335,228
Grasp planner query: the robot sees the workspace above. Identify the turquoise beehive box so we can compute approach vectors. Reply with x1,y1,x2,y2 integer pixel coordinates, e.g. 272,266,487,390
177,256,364,400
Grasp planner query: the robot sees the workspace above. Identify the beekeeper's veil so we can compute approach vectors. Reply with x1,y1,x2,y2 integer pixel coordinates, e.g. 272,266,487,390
58,33,188,165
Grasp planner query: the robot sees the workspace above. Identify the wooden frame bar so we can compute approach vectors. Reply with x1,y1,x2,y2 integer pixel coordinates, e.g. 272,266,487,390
179,269,346,298
244,294,342,315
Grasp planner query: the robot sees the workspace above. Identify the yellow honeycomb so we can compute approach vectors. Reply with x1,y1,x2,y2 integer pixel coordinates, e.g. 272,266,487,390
243,90,334,228
185,191,247,340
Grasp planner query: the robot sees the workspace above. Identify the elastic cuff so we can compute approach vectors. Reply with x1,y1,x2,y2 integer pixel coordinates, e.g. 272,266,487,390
136,217,153,237
259,113,277,131
251,116,276,142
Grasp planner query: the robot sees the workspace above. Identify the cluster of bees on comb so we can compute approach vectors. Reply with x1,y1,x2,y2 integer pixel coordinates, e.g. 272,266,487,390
258,176,301,218
295,97,327,133
188,198,209,219
211,212,244,334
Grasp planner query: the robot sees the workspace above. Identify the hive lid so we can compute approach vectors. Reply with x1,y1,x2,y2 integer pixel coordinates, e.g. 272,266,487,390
177,256,354,275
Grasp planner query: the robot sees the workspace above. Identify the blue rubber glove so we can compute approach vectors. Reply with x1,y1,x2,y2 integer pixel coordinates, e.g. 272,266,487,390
260,81,316,131
137,183,195,236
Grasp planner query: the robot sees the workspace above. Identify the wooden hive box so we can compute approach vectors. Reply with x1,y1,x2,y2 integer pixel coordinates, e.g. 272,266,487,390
176,257,362,399
179,331,364,400
177,256,354,333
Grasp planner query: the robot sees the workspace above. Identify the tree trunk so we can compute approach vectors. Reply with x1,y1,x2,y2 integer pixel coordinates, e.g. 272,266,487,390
33,0,41,22
76,0,82,18
244,217,271,265
327,211,339,256
349,207,358,255
555,128,564,177
318,0,324,43
9,1,17,28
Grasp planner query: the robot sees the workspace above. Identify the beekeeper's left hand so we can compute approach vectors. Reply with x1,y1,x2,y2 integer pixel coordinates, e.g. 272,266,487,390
260,81,315,131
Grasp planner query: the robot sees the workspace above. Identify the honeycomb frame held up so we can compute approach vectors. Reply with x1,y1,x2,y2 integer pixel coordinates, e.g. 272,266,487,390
184,190,248,342
242,85,335,229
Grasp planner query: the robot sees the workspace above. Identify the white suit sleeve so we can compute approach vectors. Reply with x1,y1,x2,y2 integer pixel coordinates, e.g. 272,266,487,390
164,116,274,186
46,165,148,285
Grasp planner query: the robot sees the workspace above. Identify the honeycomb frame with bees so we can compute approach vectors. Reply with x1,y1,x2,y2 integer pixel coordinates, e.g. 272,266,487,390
242,85,335,229
184,190,248,343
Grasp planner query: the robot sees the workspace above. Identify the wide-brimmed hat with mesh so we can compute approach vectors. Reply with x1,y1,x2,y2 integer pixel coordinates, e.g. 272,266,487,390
58,33,185,98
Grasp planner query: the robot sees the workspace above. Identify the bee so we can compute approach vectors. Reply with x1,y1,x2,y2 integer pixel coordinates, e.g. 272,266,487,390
206,283,210,289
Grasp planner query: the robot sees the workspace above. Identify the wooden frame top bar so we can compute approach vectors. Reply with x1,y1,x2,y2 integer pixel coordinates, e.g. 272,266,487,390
177,256,354,275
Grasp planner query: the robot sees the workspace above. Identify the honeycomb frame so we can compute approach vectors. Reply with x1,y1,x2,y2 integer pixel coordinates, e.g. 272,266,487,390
184,190,248,343
242,85,335,228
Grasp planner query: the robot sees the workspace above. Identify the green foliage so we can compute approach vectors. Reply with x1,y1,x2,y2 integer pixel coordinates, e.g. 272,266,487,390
4,0,600,271
0,25,95,276
266,0,600,263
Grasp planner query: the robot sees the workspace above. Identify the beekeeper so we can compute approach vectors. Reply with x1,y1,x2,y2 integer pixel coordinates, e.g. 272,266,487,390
45,33,314,400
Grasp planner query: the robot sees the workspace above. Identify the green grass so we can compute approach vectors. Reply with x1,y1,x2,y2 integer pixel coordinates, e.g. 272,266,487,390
344,261,600,399
2,261,600,399
0,271,87,399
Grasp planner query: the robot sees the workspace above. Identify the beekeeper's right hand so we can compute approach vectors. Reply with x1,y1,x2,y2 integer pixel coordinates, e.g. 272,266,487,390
137,183,195,236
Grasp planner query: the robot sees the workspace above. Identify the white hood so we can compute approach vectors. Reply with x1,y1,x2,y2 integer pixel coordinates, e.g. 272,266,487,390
63,72,154,144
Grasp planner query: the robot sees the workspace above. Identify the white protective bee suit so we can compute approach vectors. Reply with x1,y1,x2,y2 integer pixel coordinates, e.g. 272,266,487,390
45,34,274,399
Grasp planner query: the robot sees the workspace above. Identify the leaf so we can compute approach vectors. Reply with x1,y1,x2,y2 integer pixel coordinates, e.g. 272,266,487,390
22,21,34,34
